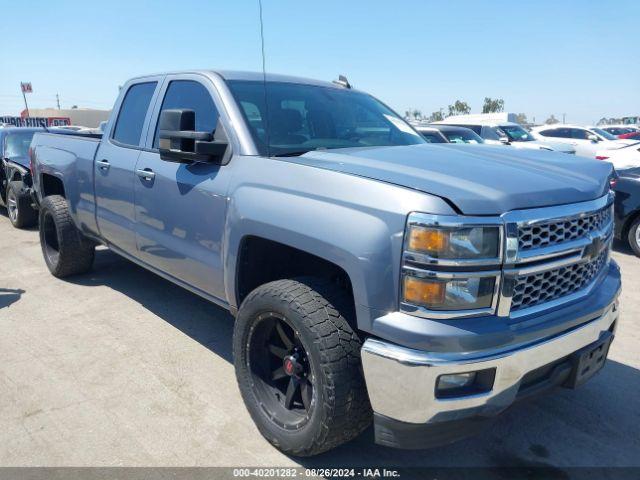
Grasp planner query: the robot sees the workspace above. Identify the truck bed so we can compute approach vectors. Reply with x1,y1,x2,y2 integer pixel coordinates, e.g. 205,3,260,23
32,132,102,235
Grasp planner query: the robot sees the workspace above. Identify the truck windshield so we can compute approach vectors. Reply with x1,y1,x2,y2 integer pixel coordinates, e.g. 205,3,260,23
4,132,36,158
498,125,535,142
227,80,425,156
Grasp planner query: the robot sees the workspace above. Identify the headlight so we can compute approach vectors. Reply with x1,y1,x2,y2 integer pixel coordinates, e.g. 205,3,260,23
403,274,496,311
401,213,503,318
407,224,500,261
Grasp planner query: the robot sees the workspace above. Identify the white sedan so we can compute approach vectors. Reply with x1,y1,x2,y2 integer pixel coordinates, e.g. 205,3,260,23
532,124,636,158
596,143,640,170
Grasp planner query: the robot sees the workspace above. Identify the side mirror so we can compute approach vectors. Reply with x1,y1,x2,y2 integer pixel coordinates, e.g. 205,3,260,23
159,109,228,163
588,134,600,143
499,137,510,145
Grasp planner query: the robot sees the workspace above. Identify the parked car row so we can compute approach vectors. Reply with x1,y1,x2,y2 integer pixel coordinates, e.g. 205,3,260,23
436,116,577,154
0,70,632,456
532,124,640,159
600,125,640,137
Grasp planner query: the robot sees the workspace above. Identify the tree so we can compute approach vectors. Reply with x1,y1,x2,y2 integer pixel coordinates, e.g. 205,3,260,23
515,113,528,125
404,109,423,122
427,109,445,122
448,100,471,117
482,97,504,114
544,114,559,125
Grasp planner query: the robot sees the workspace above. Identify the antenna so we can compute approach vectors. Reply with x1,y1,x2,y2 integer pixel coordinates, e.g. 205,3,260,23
332,75,351,89
258,0,270,157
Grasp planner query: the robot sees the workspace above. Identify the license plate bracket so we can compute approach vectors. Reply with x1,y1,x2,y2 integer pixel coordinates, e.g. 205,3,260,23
564,332,613,389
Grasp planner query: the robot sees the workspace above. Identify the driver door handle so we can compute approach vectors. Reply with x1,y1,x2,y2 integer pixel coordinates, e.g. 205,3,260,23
136,168,156,181
97,159,110,171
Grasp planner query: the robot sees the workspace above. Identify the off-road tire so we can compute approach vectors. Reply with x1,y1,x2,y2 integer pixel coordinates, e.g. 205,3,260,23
233,277,372,456
6,181,37,228
628,216,640,258
39,195,95,278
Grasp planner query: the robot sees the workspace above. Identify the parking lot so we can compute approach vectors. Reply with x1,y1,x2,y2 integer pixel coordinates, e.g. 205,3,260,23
0,210,639,470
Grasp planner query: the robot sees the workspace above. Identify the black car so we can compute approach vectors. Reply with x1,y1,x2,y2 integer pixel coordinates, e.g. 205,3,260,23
613,166,640,256
0,126,98,228
0,127,43,228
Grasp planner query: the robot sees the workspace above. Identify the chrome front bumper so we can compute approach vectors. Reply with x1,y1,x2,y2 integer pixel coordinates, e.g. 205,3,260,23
361,299,619,425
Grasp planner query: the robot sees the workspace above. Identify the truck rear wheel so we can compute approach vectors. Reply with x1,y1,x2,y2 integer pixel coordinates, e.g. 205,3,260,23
39,195,95,278
233,277,372,456
6,181,37,229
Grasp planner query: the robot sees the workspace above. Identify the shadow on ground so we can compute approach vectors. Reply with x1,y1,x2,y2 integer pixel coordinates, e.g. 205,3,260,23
0,287,25,309
65,248,640,470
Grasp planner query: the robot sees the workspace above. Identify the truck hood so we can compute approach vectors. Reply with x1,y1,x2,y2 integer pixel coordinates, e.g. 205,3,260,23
287,144,612,215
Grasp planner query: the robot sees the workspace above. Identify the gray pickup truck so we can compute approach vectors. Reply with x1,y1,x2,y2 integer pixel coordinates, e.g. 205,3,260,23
30,70,621,456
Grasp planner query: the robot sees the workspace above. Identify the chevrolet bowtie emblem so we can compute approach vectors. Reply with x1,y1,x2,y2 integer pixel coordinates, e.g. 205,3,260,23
582,233,605,262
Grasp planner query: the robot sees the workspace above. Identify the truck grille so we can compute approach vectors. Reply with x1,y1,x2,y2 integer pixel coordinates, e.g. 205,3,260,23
511,249,608,311
518,205,612,251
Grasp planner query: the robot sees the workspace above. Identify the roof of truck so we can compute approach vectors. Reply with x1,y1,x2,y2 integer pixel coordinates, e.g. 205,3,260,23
128,70,345,89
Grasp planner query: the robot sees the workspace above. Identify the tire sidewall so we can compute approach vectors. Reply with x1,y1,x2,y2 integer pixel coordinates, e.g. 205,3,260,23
39,198,62,273
629,218,640,257
7,181,36,229
234,292,328,453
6,183,20,227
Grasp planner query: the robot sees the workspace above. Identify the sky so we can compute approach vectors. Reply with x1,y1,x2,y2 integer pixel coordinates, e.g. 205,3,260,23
1,0,638,125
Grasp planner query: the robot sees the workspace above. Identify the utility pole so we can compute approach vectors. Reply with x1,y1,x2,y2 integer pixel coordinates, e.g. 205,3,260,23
562,113,566,124
56,93,61,110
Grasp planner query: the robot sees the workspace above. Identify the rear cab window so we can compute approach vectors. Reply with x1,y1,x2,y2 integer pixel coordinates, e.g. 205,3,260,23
111,82,157,147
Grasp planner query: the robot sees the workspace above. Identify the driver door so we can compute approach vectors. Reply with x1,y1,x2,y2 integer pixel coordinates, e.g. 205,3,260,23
134,76,233,300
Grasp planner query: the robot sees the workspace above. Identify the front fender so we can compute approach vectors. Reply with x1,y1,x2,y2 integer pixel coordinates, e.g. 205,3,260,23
222,156,457,332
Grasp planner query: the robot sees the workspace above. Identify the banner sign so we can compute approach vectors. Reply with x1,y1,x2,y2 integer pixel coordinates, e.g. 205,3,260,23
20,82,33,93
0,116,71,127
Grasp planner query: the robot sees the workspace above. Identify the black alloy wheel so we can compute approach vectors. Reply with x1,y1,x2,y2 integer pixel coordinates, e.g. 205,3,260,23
247,312,315,430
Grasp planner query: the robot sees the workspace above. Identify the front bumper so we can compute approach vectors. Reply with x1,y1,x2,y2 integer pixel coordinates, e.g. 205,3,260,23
361,293,620,449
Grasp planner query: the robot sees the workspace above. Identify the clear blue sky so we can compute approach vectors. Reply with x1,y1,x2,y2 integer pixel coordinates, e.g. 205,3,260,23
1,0,638,124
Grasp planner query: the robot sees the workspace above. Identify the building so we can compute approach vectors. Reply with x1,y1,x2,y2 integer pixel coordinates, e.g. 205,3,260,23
20,108,111,128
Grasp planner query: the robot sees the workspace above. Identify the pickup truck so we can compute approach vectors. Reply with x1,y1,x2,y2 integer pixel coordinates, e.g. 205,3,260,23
30,70,621,456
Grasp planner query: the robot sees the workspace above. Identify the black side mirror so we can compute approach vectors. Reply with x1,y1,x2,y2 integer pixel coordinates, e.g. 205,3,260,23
159,109,228,163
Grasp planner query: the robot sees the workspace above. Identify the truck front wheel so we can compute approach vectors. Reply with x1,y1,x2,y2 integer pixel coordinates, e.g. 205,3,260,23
233,277,372,456
6,181,37,229
39,195,95,278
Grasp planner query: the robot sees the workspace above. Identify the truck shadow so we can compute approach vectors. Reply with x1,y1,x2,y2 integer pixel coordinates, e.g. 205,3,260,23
66,248,235,363
66,248,639,470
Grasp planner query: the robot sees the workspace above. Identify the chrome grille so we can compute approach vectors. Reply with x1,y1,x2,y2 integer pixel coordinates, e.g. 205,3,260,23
518,205,612,251
511,249,608,311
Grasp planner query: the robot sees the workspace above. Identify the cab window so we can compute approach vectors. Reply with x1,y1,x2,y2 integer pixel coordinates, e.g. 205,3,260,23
112,82,157,147
153,80,219,149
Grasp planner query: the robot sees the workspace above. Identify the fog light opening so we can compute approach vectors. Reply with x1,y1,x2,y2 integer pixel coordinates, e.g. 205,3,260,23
435,368,496,399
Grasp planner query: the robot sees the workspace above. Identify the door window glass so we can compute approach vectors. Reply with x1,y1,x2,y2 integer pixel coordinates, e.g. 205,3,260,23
153,80,219,148
570,128,590,140
112,82,157,146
